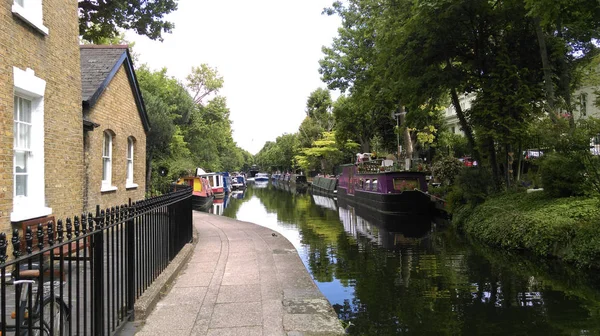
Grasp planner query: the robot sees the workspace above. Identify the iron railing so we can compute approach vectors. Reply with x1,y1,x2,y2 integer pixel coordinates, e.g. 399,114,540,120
0,185,192,335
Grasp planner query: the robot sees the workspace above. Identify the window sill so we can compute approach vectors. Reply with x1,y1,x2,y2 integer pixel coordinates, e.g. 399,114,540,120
126,183,138,190
12,4,48,36
101,185,118,193
11,206,52,222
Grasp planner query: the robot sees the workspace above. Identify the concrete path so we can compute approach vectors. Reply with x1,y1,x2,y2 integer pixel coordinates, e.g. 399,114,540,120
134,211,345,336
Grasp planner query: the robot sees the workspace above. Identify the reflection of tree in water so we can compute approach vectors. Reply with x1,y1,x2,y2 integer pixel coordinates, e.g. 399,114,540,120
246,185,600,335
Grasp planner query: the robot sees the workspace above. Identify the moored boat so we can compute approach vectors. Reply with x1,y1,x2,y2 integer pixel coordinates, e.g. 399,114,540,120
289,174,308,186
337,155,431,215
254,172,269,182
231,174,246,190
196,168,225,198
220,172,232,193
311,176,338,195
176,175,214,211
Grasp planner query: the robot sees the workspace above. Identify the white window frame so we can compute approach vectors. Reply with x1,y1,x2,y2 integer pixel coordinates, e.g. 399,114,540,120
101,131,117,192
126,137,138,189
12,0,48,35
11,67,51,222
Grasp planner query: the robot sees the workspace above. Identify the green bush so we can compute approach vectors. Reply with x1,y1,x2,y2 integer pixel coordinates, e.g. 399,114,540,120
540,152,587,197
456,192,600,268
446,167,495,213
431,156,463,185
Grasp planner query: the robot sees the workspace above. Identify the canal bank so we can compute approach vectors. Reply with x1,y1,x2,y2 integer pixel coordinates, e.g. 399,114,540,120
453,191,600,268
132,211,344,335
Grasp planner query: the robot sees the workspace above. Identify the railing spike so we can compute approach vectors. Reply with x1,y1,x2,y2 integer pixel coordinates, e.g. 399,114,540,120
88,212,94,232
74,215,81,237
0,233,7,263
57,219,64,243
81,214,87,234
37,223,44,251
66,217,73,240
47,221,54,246
12,229,21,258
26,226,33,254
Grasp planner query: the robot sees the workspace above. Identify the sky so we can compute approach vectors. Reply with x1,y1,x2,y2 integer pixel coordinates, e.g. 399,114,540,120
125,0,342,155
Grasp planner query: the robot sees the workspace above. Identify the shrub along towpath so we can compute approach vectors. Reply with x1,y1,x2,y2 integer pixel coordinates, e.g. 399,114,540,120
131,211,345,336
454,192,600,268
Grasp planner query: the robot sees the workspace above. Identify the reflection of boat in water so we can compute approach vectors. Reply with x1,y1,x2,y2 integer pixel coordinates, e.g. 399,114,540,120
231,190,245,199
211,193,230,216
312,194,338,212
337,197,431,248
253,180,269,188
176,174,214,211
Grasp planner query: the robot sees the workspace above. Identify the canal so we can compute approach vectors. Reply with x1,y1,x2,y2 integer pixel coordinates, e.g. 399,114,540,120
210,182,600,335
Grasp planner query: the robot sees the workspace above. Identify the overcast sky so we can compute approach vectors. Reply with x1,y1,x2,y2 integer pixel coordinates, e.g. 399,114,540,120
125,0,341,155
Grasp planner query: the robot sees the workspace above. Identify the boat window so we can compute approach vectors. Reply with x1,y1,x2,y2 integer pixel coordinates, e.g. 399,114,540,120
365,179,370,190
393,178,419,191
372,179,377,191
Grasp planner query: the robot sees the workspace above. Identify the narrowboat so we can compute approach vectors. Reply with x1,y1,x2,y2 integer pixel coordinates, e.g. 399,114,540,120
196,168,225,198
337,155,431,215
231,175,246,190
219,172,232,193
176,175,214,211
311,176,338,195
254,173,269,182
289,174,308,186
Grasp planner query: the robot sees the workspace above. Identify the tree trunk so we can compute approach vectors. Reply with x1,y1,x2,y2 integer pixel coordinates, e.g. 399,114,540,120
449,86,479,161
534,16,558,123
517,141,523,182
486,136,500,190
505,143,512,188
398,106,413,159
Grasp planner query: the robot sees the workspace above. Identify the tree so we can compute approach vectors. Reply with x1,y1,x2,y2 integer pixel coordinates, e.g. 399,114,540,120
296,131,356,174
306,88,334,131
136,65,197,192
186,64,225,106
79,0,178,43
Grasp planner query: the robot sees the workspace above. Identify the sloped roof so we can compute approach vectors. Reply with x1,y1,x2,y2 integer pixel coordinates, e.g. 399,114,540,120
80,45,150,132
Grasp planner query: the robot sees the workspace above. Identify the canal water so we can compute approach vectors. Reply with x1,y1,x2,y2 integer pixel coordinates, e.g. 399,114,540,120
211,182,600,335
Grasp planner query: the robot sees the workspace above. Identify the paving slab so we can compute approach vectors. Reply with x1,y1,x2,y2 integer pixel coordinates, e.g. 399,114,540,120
131,211,345,336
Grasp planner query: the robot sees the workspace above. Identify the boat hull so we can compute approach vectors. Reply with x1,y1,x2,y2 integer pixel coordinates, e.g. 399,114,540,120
192,194,214,211
337,187,431,215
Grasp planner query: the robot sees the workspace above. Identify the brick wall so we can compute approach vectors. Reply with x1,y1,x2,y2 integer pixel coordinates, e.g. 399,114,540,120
0,0,83,232
84,65,147,212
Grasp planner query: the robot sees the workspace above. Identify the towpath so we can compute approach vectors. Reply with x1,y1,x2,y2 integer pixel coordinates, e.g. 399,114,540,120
131,211,344,336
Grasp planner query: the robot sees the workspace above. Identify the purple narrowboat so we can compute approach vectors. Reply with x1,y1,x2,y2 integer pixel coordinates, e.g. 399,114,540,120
337,158,431,215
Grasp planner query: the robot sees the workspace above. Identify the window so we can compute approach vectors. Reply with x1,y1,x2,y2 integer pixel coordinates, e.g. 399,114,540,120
102,131,116,191
451,126,456,134
12,67,50,222
371,179,378,191
12,0,48,35
126,137,137,188
14,96,31,198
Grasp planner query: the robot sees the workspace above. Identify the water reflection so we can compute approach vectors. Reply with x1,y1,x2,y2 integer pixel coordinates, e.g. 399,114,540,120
217,183,600,335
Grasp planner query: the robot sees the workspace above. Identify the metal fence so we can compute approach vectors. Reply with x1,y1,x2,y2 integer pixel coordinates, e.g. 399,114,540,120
0,186,192,335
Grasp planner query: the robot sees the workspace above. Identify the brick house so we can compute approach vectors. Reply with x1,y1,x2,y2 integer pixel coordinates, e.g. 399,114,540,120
0,0,84,233
0,1,149,234
80,45,149,212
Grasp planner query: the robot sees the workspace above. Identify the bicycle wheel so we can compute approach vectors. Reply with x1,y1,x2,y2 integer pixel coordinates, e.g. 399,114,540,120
30,297,69,336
